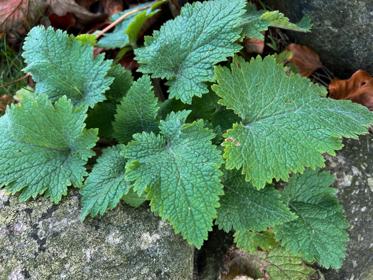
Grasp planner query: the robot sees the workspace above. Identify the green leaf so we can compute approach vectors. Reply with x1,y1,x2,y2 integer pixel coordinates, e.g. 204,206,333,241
75,34,97,46
97,1,164,49
113,75,159,144
234,230,277,252
242,4,312,40
212,56,373,189
22,26,113,108
135,0,246,104
105,64,133,102
265,248,315,280
216,171,296,232
274,170,349,269
0,93,97,203
125,110,223,247
86,64,133,138
123,188,147,208
80,145,130,220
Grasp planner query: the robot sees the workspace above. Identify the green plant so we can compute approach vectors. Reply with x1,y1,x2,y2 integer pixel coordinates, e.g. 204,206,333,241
1,0,372,278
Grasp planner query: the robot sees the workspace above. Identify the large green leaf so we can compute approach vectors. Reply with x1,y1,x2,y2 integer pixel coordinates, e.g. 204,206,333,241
135,0,246,104
80,145,130,219
274,170,349,269
125,110,223,247
216,171,296,232
213,56,373,189
113,75,159,144
0,93,97,203
22,26,113,108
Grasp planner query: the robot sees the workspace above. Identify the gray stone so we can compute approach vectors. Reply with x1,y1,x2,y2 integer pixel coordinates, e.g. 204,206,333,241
324,133,373,279
0,192,194,280
264,0,373,76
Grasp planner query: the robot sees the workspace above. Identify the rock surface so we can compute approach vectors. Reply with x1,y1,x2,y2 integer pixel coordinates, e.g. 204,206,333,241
325,133,373,279
0,192,194,280
264,0,373,76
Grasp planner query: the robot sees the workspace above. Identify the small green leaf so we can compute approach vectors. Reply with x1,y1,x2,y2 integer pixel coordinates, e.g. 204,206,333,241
213,56,373,189
242,4,312,40
22,26,113,108
234,230,277,252
265,248,315,280
274,170,349,269
123,188,147,208
80,145,130,220
97,1,164,49
135,0,246,104
0,93,97,203
125,110,224,247
216,171,296,232
113,75,159,143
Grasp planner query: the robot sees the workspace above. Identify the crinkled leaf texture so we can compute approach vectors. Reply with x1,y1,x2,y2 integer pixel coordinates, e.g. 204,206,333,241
113,75,159,143
234,230,277,252
265,248,315,280
97,1,163,49
0,93,97,203
125,110,223,247
216,171,296,232
274,170,349,269
242,4,311,40
135,0,246,104
213,56,373,189
22,26,113,108
80,145,130,220
86,64,133,138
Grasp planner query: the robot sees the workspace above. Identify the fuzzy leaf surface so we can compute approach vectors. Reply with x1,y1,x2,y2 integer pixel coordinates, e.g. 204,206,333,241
135,0,246,104
22,26,113,107
216,171,295,232
125,110,223,247
113,75,159,143
0,93,97,203
274,170,349,269
213,56,373,189
80,145,130,219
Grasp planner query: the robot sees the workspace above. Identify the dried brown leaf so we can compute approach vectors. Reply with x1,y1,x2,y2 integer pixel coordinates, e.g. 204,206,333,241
0,0,46,32
329,70,373,110
244,38,264,54
0,95,14,114
286,43,323,77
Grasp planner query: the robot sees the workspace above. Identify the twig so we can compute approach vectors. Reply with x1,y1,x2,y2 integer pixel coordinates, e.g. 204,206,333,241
95,3,154,39
0,74,30,88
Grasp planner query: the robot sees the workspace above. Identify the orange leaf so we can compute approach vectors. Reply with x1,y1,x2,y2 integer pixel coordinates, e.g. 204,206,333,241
329,70,373,110
286,43,323,77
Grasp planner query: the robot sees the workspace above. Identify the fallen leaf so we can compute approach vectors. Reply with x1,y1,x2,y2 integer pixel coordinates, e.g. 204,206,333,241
244,38,264,54
0,0,46,32
286,43,322,77
101,0,123,16
0,95,14,114
47,0,104,23
329,70,373,110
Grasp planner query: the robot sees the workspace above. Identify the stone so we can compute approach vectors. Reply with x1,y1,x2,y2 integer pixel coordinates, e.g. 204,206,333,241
0,192,194,280
264,0,373,77
324,133,373,279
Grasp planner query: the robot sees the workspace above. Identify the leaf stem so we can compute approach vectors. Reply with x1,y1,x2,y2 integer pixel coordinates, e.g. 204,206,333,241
96,3,154,39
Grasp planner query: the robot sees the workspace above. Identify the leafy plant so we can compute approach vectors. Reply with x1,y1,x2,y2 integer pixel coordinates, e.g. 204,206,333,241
1,0,372,277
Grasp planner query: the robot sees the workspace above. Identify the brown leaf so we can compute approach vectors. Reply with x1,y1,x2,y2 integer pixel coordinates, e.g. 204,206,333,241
0,0,46,33
101,0,123,16
244,38,264,54
286,43,323,77
0,95,14,114
329,70,373,110
47,0,104,23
